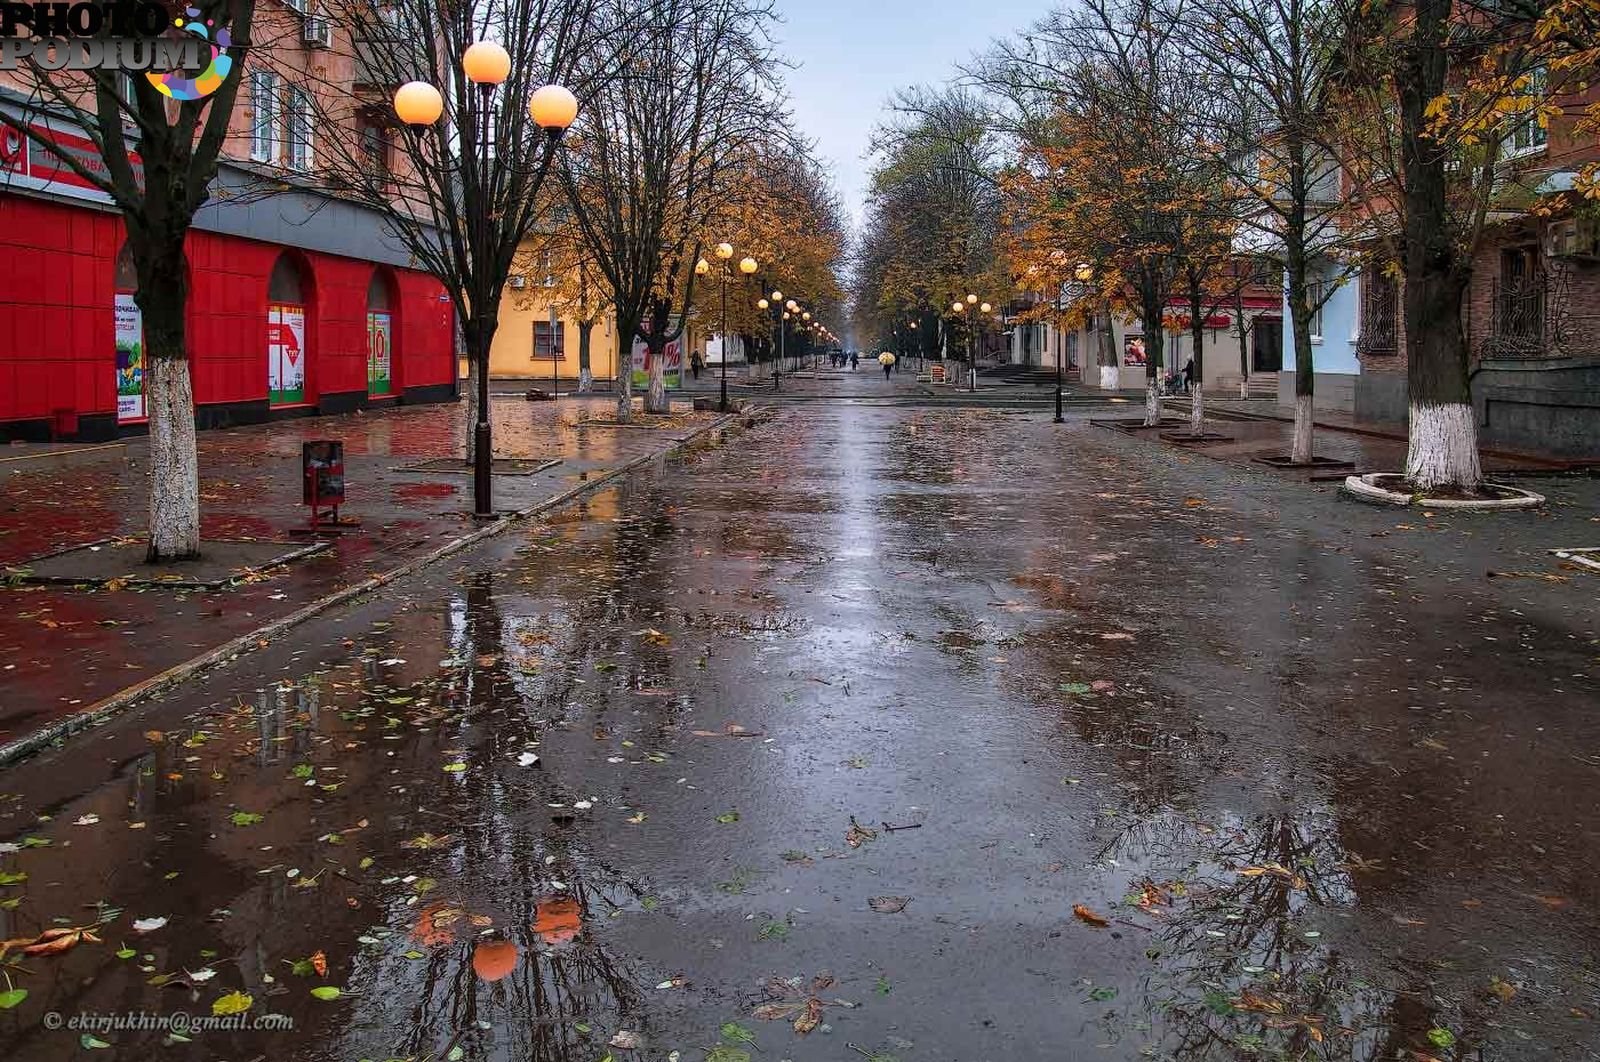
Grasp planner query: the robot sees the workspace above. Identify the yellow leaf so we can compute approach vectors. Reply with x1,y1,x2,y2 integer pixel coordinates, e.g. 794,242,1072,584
212,991,252,1016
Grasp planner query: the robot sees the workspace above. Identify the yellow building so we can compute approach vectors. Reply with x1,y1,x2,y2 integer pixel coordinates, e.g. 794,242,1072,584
487,283,626,384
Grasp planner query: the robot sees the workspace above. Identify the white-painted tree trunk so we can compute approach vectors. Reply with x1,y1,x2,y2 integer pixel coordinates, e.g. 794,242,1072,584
1239,374,1249,400
1099,364,1119,390
577,367,593,393
145,358,201,561
1143,379,1161,426
1189,382,1204,435
1291,393,1314,464
615,364,633,423
1405,402,1481,490
645,352,668,413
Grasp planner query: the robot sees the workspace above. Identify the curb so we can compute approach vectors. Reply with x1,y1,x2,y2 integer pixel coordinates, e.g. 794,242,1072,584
1340,472,1546,511
0,411,751,768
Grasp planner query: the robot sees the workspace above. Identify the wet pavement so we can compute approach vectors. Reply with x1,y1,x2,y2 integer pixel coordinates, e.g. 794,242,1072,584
0,401,1597,1061
0,398,718,742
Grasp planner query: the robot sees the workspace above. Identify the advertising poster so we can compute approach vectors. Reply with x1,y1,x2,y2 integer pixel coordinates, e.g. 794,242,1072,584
1122,334,1147,367
367,311,393,396
630,334,682,391
114,293,145,422
268,303,307,405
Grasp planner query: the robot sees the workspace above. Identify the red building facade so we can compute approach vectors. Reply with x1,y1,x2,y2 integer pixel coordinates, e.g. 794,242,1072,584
0,192,456,443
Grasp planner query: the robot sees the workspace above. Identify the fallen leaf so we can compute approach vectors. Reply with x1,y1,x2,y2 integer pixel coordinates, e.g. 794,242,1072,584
132,917,168,933
793,997,823,1035
868,896,910,913
211,991,252,1016
310,986,342,1001
1073,904,1109,928
609,1030,642,1049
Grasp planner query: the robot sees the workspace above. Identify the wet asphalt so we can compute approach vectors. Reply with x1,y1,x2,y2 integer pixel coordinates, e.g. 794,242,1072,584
0,399,1597,1062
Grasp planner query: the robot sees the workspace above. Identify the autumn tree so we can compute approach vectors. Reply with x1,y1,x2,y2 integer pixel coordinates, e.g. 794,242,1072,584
850,87,1006,384
980,0,1207,424
1336,0,1588,490
1177,0,1363,461
697,139,847,380
0,0,258,560
560,0,781,419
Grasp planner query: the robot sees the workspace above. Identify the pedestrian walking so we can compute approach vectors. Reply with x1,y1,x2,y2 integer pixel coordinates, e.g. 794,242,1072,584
690,350,703,381
1181,357,1195,393
878,351,896,380
849,351,859,371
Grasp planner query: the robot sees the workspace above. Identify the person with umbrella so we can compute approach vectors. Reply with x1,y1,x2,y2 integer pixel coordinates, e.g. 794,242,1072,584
878,350,896,380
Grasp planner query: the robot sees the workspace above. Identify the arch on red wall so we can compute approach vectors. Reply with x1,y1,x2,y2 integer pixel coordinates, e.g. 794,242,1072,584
267,251,316,407
366,266,399,397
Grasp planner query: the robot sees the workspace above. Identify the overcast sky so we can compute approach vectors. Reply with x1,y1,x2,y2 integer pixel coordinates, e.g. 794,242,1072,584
776,0,1053,227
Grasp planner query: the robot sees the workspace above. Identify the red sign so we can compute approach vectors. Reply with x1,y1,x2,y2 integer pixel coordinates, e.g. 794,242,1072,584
0,119,143,197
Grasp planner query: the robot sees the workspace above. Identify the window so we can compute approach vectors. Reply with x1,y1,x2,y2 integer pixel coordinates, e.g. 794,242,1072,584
283,0,309,13
250,71,278,162
1306,278,1325,341
286,86,314,171
534,320,565,358
1508,66,1548,156
357,115,389,176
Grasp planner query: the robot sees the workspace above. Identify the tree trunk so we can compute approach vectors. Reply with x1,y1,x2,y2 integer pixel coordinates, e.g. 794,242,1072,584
462,356,479,463
1403,271,1481,489
1189,286,1206,436
1235,288,1250,399
1140,283,1164,427
1397,0,1481,491
137,263,201,562
1285,246,1317,464
144,359,200,563
577,320,594,393
1292,393,1314,462
615,319,634,423
645,336,669,413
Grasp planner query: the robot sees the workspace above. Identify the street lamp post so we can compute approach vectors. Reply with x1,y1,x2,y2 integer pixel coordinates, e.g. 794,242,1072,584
393,56,575,518
965,293,978,392
702,244,758,412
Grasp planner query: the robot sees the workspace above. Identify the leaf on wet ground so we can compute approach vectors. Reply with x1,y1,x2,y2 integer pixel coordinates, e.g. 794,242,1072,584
12,924,103,956
1235,863,1308,890
719,1023,757,1045
0,988,26,1009
310,986,343,1001
401,832,453,850
608,1030,642,1049
1072,904,1109,928
845,817,877,848
132,916,168,933
793,997,824,1035
715,810,740,824
211,990,252,1016
229,811,264,827
868,896,910,913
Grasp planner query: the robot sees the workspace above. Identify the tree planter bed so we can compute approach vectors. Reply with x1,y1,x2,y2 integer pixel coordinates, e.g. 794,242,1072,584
1341,472,1545,510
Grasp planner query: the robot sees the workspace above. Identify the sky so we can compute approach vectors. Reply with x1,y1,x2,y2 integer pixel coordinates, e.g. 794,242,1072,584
775,0,1054,228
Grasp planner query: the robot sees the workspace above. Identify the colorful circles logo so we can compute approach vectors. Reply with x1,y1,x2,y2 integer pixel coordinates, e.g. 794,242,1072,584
146,8,233,101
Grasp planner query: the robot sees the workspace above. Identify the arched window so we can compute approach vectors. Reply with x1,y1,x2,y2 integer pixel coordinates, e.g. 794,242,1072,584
267,253,310,406
366,269,396,397
113,243,145,423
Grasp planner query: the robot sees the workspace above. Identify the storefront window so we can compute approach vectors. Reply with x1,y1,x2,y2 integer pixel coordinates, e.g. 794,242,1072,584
114,244,145,423
268,254,309,406
367,271,394,397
